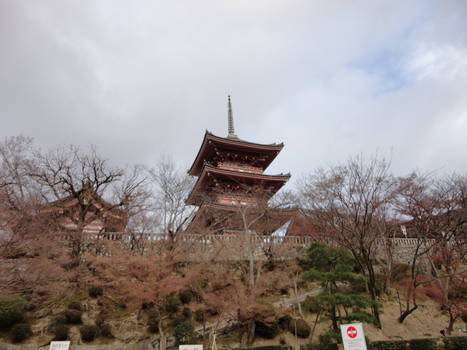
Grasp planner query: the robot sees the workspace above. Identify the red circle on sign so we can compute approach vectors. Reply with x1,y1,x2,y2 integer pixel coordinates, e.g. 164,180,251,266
347,326,357,338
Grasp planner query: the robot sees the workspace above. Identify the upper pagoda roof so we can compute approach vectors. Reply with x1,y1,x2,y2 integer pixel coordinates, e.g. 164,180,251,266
188,131,284,176
186,164,290,206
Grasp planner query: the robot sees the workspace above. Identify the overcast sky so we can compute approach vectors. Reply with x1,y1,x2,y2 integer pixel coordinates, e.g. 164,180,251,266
1,1,466,187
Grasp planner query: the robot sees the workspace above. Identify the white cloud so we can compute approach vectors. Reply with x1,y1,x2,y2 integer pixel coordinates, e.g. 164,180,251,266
406,45,467,81
1,0,466,184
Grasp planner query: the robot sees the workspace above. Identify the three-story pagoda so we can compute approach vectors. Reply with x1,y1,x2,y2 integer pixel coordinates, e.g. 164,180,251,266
186,96,294,235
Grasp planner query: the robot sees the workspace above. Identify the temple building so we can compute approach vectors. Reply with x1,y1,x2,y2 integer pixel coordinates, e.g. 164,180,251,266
185,96,296,235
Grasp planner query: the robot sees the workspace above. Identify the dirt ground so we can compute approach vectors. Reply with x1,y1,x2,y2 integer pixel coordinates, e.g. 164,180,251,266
252,295,466,348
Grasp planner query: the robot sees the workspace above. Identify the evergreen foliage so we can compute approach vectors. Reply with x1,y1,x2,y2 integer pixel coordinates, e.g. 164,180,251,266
80,324,99,342
65,309,82,324
302,242,377,331
173,320,194,344
88,286,103,298
9,323,32,343
0,296,27,329
255,320,280,339
288,318,311,338
53,324,69,341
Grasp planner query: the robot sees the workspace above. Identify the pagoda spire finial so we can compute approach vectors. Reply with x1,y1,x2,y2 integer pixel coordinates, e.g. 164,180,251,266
227,95,238,139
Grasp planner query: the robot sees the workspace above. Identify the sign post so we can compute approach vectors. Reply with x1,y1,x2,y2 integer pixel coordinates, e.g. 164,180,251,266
340,323,367,350
179,345,203,350
49,341,70,350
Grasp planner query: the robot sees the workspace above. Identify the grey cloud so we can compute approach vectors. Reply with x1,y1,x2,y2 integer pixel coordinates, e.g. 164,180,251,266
1,1,466,187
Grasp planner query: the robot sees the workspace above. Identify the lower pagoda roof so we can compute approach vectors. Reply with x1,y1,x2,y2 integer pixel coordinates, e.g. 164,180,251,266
186,202,297,235
186,164,291,206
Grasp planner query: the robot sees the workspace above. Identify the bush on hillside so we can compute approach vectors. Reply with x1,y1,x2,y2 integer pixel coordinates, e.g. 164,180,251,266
99,323,113,338
408,338,436,350
302,296,321,314
288,318,310,338
319,330,341,345
255,320,280,339
96,311,107,327
65,309,82,324
278,314,292,330
80,324,99,342
53,324,69,341
165,295,181,314
182,307,192,320
147,309,159,333
369,340,407,350
179,289,194,304
194,309,205,322
67,301,82,311
174,321,194,344
0,296,27,329
301,344,338,350
237,346,292,350
9,323,33,343
443,336,467,350
88,286,103,298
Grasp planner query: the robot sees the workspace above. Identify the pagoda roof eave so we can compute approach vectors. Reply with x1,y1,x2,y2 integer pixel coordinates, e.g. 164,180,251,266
187,131,284,176
185,202,298,234
185,164,291,206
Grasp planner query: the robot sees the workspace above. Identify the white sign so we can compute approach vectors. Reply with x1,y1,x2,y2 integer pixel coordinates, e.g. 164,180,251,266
340,323,367,350
49,341,70,350
179,345,203,350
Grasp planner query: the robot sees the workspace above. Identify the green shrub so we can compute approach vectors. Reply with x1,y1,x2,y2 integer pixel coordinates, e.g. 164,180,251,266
369,340,407,350
289,318,310,338
194,309,205,322
147,309,159,333
255,320,280,339
51,314,67,326
53,324,69,341
96,311,106,327
301,345,338,350
319,330,341,345
67,301,82,311
443,336,467,350
182,307,192,319
88,286,103,298
165,295,181,314
278,314,292,330
174,321,194,344
0,296,27,329
65,309,82,324
238,346,292,350
9,323,32,343
408,338,436,350
80,324,99,342
179,289,194,304
99,323,113,338
302,297,321,314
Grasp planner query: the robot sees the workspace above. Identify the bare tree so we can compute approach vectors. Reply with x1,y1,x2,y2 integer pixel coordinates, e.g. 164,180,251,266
149,156,196,236
427,173,467,334
297,155,398,327
30,145,140,259
393,172,438,323
0,136,41,235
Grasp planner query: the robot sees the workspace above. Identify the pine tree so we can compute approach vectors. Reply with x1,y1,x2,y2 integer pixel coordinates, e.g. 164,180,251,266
302,242,378,332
